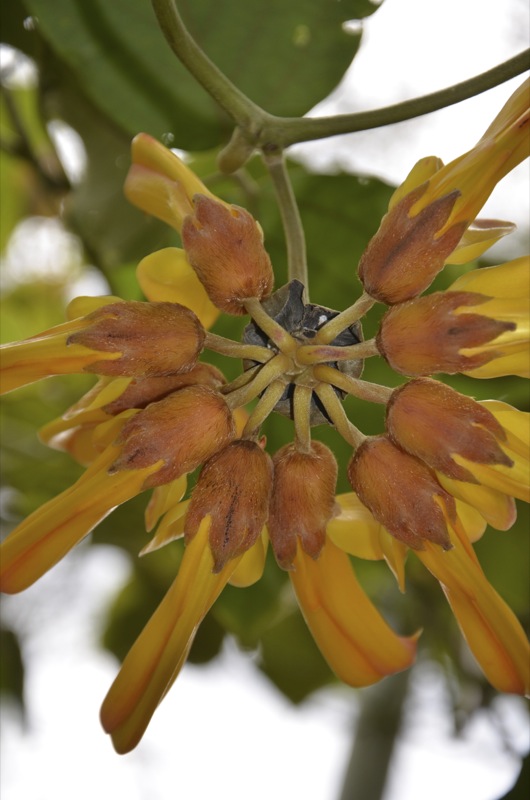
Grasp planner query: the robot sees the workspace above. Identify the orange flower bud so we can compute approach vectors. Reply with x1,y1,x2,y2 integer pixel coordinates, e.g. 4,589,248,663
182,195,274,314
110,385,235,488
103,363,226,415
69,301,205,377
185,439,273,572
268,441,338,569
377,291,516,376
386,378,513,483
358,184,467,304
347,435,455,550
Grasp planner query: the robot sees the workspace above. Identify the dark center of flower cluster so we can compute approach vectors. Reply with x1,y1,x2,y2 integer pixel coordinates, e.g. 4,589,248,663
242,280,364,425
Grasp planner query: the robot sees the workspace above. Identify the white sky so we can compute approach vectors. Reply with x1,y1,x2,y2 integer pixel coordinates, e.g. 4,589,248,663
1,0,529,798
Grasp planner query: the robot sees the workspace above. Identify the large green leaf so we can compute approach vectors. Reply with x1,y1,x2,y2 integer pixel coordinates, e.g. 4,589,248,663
18,0,383,149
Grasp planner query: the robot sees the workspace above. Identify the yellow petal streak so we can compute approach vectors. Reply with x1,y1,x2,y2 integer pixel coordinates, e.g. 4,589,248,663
417,520,530,695
100,516,239,754
290,540,417,686
0,331,121,394
0,445,161,593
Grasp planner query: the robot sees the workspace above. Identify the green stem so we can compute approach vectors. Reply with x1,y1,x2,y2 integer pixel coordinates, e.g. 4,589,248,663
264,152,308,292
152,2,528,153
262,50,530,149
150,0,266,131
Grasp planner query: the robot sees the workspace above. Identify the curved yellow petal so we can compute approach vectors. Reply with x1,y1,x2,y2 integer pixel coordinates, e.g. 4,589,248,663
327,493,384,560
228,530,268,588
453,401,530,502
290,540,417,687
389,156,443,210
136,248,219,328
66,295,124,321
437,473,517,531
140,497,189,556
416,520,530,695
446,220,516,265
0,444,160,593
100,516,239,754
464,350,530,379
453,499,488,542
144,479,188,533
328,494,408,590
449,256,529,297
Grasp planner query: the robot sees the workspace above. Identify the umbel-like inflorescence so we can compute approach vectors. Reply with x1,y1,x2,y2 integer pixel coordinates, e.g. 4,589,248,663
1,79,529,754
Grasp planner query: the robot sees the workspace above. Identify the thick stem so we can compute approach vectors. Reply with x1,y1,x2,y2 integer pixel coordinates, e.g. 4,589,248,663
313,365,393,404
150,0,266,130
244,297,298,352
204,331,272,362
314,383,364,448
262,50,530,149
148,7,528,151
264,152,309,292
315,292,375,345
296,339,379,365
338,670,411,800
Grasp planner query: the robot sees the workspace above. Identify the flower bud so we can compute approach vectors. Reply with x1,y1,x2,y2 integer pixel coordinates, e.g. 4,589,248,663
386,378,513,483
182,194,274,314
69,301,205,377
358,184,466,304
124,133,219,232
347,435,455,550
185,439,273,572
268,441,338,569
110,385,235,488
103,363,226,415
377,291,516,376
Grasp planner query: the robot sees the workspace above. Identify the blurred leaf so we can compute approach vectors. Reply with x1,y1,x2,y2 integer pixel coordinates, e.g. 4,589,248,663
259,605,335,702
0,627,25,712
100,542,183,662
212,551,287,647
16,0,382,150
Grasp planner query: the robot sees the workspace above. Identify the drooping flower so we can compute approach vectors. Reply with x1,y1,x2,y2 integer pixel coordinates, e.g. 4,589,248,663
1,80,529,755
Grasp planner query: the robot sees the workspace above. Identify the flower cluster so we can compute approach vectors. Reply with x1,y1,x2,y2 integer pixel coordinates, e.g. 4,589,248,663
1,79,529,754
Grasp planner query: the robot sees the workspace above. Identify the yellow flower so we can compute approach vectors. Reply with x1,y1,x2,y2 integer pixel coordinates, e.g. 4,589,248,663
329,490,529,696
358,79,530,304
1,80,528,755
0,298,205,394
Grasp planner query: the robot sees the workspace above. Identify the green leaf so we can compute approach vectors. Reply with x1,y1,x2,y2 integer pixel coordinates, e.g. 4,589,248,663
19,0,382,149
259,606,336,702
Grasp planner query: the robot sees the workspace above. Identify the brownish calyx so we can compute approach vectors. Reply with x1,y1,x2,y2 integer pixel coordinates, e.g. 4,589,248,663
358,184,467,305
386,378,513,483
377,291,516,376
347,435,455,550
110,385,235,488
185,439,273,572
182,194,274,315
268,440,338,569
103,363,226,415
69,301,205,377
